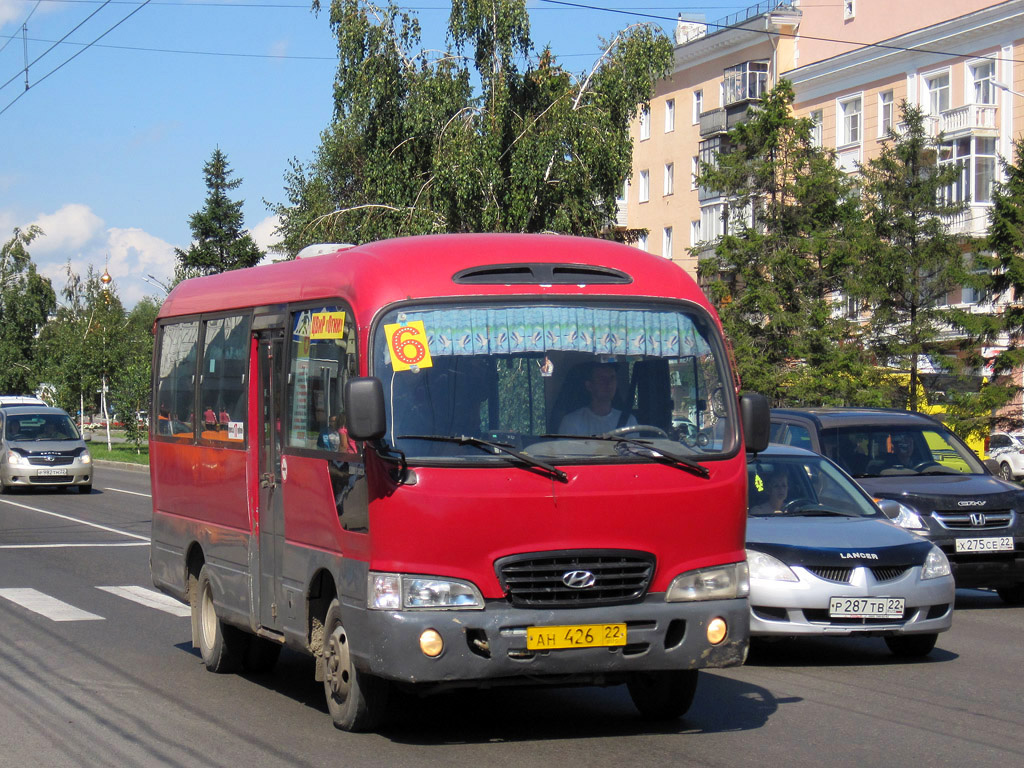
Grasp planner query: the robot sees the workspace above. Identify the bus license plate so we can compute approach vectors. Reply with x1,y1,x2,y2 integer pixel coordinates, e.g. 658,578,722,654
526,623,627,650
828,597,904,619
37,468,67,476
956,537,1013,553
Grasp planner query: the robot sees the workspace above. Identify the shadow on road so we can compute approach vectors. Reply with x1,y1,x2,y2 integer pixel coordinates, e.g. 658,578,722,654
177,643,789,742
745,635,958,666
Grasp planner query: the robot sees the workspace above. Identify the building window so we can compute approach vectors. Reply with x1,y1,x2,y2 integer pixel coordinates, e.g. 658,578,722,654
665,99,675,133
693,89,703,124
664,163,674,196
691,156,699,190
839,96,861,146
639,105,651,140
690,220,700,246
844,1,855,20
940,137,997,204
925,72,950,115
637,233,648,252
616,178,628,205
971,61,995,105
879,91,894,135
809,110,823,147
700,203,727,242
663,227,673,259
724,61,769,105
638,169,650,203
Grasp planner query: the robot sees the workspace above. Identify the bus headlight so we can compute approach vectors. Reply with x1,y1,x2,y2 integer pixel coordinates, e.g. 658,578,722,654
368,572,484,610
666,562,749,602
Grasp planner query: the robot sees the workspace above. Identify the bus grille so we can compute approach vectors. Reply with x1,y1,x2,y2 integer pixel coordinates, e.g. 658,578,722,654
495,551,655,607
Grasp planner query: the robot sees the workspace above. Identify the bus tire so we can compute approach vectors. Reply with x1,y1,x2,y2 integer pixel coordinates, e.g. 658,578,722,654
322,598,388,732
627,669,699,720
194,564,247,673
244,636,282,673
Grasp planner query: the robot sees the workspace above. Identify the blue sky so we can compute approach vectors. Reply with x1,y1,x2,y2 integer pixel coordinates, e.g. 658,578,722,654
0,1,743,306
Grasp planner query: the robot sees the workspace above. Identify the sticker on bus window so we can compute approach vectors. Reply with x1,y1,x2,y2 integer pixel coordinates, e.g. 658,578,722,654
311,311,346,339
384,321,433,371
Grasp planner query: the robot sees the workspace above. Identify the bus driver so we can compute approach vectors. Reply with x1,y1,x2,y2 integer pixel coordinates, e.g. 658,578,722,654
558,363,637,435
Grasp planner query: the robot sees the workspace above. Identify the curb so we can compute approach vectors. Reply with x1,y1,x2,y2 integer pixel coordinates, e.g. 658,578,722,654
94,459,150,473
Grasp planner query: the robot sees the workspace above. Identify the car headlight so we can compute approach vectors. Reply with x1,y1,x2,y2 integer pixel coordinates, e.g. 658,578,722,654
876,498,926,530
368,572,484,610
746,548,799,582
6,450,25,466
80,450,91,465
666,562,749,602
922,546,952,580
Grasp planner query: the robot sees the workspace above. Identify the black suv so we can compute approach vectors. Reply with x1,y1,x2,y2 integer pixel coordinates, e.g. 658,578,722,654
770,408,1024,604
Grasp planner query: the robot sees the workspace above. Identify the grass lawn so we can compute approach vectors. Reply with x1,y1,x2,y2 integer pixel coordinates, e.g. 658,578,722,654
87,440,149,465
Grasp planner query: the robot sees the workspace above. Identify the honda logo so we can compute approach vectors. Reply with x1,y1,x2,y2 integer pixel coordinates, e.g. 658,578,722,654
970,513,987,527
562,570,596,589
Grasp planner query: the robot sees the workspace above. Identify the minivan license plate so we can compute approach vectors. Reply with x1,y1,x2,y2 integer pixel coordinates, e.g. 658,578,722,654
829,597,904,619
526,623,627,650
956,537,1013,553
37,468,67,476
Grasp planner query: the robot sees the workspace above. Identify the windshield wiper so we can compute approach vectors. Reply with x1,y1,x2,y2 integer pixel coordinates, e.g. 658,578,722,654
540,433,710,479
397,435,568,483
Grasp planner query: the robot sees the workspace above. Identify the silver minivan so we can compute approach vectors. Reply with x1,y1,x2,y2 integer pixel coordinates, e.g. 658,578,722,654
0,405,93,493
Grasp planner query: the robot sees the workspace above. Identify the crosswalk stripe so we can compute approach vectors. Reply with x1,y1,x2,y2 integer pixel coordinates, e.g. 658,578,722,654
0,588,104,622
97,585,191,617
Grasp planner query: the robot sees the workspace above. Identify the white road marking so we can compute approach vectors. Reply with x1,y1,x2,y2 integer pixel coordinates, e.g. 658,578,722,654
0,588,104,622
0,542,148,549
103,487,152,498
0,498,150,541
98,586,190,617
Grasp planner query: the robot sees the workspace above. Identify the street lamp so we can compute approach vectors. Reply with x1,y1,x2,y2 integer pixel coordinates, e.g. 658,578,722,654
992,80,1024,99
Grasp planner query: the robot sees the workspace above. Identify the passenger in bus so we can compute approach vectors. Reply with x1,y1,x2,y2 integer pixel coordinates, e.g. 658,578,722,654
219,407,230,427
203,405,217,429
558,363,637,435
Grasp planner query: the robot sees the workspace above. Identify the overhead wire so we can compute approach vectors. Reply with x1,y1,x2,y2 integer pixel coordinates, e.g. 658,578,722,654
0,0,153,116
0,0,42,56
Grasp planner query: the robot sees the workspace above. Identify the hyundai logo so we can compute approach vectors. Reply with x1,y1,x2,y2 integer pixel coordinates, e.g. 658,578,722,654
562,570,596,589
970,512,987,527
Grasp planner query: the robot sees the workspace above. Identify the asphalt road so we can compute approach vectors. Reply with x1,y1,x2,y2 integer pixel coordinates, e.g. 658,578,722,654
0,465,1021,767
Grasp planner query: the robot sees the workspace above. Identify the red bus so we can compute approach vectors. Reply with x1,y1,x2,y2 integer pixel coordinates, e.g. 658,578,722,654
149,233,768,731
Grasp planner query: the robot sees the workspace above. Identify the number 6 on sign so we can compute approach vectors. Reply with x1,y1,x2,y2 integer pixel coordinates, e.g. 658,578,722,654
384,321,434,371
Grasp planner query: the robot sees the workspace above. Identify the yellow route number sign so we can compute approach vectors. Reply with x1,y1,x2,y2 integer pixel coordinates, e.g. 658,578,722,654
384,321,433,371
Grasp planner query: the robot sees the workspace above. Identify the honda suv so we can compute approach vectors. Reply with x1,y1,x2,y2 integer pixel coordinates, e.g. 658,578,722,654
769,408,1024,604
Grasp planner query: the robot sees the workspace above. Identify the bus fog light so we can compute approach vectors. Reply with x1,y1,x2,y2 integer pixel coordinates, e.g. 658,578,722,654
707,618,727,645
420,629,444,657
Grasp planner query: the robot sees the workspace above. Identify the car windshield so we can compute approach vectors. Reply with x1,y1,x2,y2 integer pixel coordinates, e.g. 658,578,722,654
747,454,882,518
4,413,81,442
372,301,737,463
821,424,985,477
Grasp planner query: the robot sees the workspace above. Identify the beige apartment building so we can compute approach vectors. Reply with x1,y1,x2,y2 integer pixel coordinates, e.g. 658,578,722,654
626,0,1024,291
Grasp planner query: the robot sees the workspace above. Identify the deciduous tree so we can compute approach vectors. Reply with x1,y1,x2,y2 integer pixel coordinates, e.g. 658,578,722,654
0,226,56,394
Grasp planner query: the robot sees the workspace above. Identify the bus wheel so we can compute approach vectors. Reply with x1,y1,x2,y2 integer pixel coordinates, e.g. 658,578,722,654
194,564,247,673
322,599,388,732
627,669,699,720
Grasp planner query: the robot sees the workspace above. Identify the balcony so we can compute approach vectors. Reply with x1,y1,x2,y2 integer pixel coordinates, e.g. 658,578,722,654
944,203,991,237
699,100,760,138
916,105,998,139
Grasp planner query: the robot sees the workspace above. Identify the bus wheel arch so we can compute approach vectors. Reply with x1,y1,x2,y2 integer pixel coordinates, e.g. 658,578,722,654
321,597,389,731
307,569,337,663
192,562,247,673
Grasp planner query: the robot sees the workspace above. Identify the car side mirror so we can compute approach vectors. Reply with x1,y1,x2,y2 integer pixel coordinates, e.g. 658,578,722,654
740,392,770,453
344,377,386,442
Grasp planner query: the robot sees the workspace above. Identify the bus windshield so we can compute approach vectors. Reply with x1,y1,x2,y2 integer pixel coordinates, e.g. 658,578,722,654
372,302,738,462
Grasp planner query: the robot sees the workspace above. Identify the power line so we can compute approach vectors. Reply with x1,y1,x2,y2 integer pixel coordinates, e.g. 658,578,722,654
0,1,42,56
6,34,337,60
0,0,153,116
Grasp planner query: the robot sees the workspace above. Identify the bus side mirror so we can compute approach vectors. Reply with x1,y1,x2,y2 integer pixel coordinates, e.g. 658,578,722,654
344,377,387,441
740,392,770,453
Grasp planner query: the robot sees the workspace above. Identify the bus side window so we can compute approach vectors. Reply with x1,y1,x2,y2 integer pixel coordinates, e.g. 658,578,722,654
155,320,199,443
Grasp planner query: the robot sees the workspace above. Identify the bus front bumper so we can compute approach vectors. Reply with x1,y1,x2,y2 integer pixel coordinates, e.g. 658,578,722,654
344,594,749,686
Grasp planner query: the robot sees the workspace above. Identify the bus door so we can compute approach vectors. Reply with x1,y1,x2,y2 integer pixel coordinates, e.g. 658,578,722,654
255,322,286,631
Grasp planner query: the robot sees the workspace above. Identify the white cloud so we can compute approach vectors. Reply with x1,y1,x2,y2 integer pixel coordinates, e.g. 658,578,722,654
249,214,283,264
29,204,105,254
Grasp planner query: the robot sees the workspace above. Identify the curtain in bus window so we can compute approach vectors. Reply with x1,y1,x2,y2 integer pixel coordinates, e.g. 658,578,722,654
287,306,358,451
385,308,711,362
199,315,251,445
155,321,199,441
